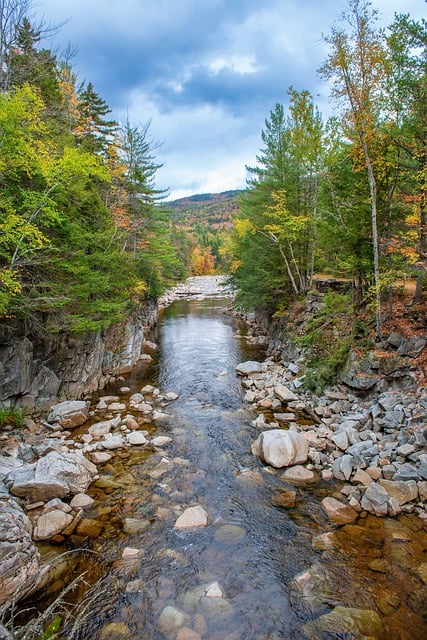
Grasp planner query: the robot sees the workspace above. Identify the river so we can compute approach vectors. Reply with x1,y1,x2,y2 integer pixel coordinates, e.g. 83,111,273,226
27,278,427,639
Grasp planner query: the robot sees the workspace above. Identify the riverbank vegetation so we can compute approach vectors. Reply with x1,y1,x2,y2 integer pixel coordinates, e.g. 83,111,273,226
0,2,182,333
223,1,426,344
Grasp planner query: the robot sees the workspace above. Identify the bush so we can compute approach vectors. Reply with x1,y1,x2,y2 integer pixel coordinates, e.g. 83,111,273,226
0,407,26,428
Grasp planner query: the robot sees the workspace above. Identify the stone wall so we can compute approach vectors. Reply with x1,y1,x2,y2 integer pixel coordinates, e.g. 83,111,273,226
0,298,158,413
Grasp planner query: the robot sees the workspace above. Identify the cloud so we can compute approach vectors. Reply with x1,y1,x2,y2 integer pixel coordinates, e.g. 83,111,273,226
36,0,427,199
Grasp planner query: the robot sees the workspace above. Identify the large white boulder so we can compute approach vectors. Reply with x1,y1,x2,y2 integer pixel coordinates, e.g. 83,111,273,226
251,429,308,468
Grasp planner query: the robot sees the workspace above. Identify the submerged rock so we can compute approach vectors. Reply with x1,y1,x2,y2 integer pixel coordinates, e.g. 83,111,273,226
175,506,209,529
321,497,358,525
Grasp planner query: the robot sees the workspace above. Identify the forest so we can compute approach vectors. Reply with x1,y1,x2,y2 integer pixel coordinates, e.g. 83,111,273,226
0,0,425,341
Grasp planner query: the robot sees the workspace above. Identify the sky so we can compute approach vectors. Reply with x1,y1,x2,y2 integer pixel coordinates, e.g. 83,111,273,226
35,0,426,200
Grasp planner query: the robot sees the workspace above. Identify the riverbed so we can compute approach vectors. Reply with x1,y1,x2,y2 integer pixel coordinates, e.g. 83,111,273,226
25,278,427,639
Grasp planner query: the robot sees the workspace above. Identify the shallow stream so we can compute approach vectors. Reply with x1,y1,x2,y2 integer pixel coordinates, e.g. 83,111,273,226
30,282,427,639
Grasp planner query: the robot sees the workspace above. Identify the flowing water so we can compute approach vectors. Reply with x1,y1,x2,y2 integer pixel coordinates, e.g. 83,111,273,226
28,280,427,639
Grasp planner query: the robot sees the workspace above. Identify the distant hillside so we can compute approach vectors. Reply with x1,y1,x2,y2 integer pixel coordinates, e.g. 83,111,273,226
167,189,243,230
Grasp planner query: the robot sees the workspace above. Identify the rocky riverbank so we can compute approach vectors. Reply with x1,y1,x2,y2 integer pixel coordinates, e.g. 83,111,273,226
235,344,427,523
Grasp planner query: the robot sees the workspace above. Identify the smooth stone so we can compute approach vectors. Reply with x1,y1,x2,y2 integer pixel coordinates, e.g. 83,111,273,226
176,628,201,640
204,581,223,597
251,429,308,468
312,532,337,550
126,431,147,446
33,510,74,540
175,505,208,529
88,420,114,437
69,493,94,508
123,518,149,534
102,435,124,450
151,436,173,447
158,606,188,635
91,452,112,464
214,524,247,544
306,606,383,635
281,465,317,483
122,547,141,558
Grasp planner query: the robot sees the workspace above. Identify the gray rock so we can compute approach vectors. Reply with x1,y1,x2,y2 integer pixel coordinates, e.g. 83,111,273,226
392,463,419,481
47,400,89,429
7,452,96,502
126,431,148,446
361,483,389,516
274,385,298,403
397,336,427,358
235,361,263,376
0,496,40,607
102,435,124,450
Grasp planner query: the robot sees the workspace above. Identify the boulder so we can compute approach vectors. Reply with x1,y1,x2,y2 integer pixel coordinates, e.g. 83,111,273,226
235,361,263,376
0,496,40,607
6,452,96,502
321,497,358,525
251,429,308,468
47,400,88,429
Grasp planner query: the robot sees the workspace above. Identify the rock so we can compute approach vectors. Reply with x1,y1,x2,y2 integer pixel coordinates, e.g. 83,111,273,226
165,391,179,401
321,497,358,524
274,385,298,403
151,436,173,447
7,452,96,502
88,419,115,437
152,410,170,421
99,623,131,639
33,509,74,540
332,454,354,481
204,581,223,597
251,429,308,468
281,465,317,483
175,505,209,529
236,361,263,376
70,493,94,508
108,402,126,412
75,518,103,538
213,524,247,544
331,431,349,450
122,547,141,558
126,431,147,446
91,451,112,465
0,496,40,607
158,606,188,635
305,606,383,636
271,490,297,508
379,479,418,505
102,435,124,450
312,532,337,550
47,400,88,429
361,482,389,516
176,628,201,640
122,416,140,430
352,468,373,485
397,336,426,358
392,463,419,481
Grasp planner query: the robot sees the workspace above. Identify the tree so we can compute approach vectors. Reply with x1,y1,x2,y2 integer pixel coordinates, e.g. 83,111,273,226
319,0,387,338
77,81,117,154
386,15,427,301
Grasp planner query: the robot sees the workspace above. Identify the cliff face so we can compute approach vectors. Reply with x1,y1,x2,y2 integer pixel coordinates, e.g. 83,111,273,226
0,299,158,412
